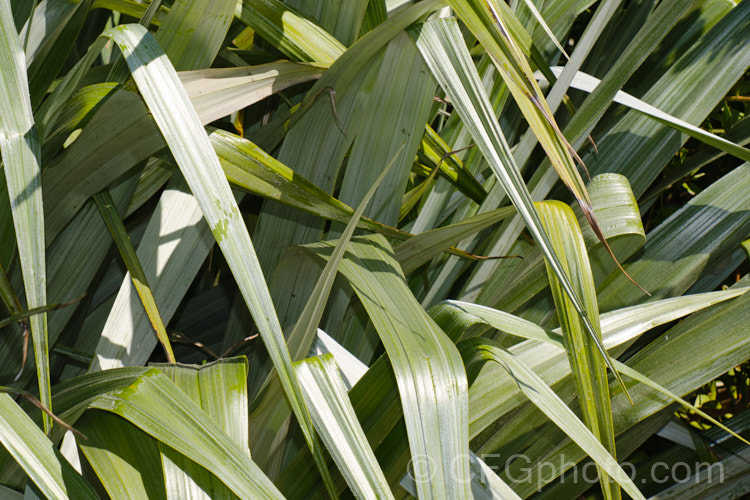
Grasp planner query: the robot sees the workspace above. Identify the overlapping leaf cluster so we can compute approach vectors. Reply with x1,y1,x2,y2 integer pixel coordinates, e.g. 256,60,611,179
0,0,749,499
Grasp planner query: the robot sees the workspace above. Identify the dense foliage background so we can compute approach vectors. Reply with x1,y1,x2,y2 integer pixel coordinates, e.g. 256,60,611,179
0,0,749,498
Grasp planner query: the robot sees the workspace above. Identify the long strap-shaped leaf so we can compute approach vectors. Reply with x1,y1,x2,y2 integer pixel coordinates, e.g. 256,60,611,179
89,175,210,372
154,0,236,71
152,358,250,499
395,206,515,274
288,145,403,362
311,329,523,500
536,200,618,500
543,67,750,164
0,393,97,499
76,410,166,499
472,341,645,500
414,18,629,397
20,0,91,109
88,368,282,500
0,0,51,432
444,0,588,208
247,145,402,477
44,59,323,242
303,234,471,499
101,24,336,497
183,62,326,124
441,289,750,445
295,354,395,500
236,0,346,65
93,190,175,362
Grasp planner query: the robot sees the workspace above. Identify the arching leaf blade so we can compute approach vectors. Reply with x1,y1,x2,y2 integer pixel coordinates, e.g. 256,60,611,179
101,23,336,496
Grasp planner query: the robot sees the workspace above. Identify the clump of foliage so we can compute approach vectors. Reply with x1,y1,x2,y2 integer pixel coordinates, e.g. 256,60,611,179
0,0,749,499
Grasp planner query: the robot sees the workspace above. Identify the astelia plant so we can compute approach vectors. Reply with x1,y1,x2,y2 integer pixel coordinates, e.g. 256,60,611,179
0,0,749,498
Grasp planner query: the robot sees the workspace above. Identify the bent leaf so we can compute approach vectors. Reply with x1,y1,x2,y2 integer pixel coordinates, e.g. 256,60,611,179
415,18,628,396
473,340,645,500
303,234,471,499
0,394,96,499
102,23,336,495
88,368,282,499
